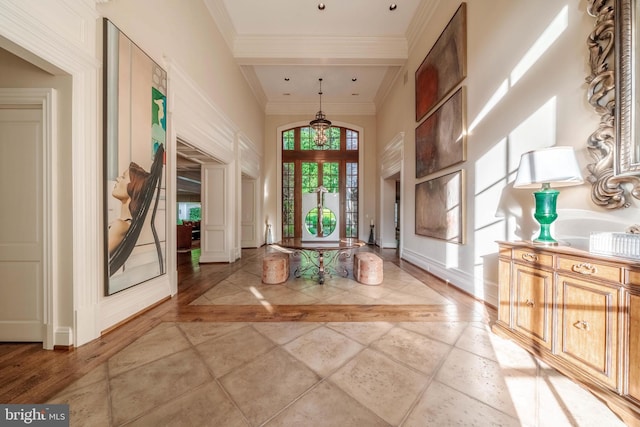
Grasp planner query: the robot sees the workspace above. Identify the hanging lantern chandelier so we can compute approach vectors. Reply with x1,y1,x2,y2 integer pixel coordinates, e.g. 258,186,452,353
309,78,331,146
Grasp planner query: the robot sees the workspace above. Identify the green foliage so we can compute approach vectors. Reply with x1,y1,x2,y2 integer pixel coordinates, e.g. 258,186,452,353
189,207,201,221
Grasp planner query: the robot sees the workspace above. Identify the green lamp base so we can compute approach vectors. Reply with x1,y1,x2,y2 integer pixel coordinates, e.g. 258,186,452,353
532,184,559,246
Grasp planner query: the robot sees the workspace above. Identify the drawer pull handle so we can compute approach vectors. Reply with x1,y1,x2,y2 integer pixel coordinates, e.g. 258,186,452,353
573,320,590,331
525,299,535,307
521,253,538,262
571,263,598,275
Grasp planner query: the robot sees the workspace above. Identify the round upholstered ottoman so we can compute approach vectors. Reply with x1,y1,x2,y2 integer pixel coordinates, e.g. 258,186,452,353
353,252,383,285
262,253,290,284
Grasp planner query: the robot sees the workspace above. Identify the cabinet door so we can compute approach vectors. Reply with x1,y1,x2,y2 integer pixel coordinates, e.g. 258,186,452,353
497,259,511,328
557,275,618,390
513,264,553,350
629,294,640,400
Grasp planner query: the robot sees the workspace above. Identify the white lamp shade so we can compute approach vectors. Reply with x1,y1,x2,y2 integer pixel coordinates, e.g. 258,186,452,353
514,146,584,189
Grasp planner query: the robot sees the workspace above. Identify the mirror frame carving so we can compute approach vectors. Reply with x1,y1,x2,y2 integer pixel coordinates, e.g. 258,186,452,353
587,0,640,208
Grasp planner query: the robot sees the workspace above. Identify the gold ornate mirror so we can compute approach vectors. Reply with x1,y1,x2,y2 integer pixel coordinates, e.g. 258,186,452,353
587,0,640,208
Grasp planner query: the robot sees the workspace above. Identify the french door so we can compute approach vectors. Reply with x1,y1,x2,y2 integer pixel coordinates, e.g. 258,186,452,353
282,127,359,239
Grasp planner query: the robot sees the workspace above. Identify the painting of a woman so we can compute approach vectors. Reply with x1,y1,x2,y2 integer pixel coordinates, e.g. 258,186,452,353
108,144,164,277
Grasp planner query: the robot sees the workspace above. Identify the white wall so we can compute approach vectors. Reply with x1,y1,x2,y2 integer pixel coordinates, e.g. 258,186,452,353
378,0,639,306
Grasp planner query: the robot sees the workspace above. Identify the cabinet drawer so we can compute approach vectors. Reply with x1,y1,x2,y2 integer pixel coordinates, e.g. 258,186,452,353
557,257,622,283
514,249,553,268
557,275,619,390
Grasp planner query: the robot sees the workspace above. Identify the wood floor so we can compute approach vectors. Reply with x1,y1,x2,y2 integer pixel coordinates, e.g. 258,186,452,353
0,246,495,404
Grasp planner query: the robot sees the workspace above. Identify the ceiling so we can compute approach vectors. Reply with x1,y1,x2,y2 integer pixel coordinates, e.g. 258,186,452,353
178,1,438,192
204,0,437,115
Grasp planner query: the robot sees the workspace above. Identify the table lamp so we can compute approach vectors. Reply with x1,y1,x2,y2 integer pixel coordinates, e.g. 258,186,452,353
514,146,583,245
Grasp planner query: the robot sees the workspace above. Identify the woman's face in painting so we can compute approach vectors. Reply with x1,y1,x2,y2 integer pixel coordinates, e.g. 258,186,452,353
112,169,130,201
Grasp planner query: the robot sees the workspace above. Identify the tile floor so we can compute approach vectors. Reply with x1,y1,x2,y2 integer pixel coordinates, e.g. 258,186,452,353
48,250,627,426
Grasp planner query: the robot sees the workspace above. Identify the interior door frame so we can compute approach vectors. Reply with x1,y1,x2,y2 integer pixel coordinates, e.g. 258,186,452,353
0,88,56,349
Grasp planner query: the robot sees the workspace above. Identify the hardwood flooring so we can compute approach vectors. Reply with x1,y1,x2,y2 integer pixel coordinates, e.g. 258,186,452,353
0,246,495,405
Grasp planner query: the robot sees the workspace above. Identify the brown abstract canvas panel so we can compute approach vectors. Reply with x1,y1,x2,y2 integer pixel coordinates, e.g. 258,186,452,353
415,170,464,244
415,87,465,179
415,3,467,122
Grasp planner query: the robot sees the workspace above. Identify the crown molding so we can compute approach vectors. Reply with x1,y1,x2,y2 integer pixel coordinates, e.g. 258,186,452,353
238,65,267,109
374,66,404,107
406,0,441,53
265,101,375,116
203,0,237,52
234,35,408,63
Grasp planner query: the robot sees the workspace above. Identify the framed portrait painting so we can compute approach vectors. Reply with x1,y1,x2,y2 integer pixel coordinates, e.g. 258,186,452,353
415,170,465,244
415,2,467,122
103,18,167,295
415,87,466,179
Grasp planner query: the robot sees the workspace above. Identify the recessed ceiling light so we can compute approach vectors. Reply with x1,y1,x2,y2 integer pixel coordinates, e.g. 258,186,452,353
389,4,397,11
318,3,326,10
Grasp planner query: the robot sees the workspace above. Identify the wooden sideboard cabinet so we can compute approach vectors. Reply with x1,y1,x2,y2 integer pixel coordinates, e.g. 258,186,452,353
494,241,640,426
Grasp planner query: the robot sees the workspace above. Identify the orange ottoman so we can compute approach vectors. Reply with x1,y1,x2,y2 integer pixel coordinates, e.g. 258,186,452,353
262,253,290,284
353,252,383,285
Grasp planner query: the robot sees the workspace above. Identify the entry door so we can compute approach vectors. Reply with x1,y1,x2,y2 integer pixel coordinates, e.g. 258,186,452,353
0,107,44,342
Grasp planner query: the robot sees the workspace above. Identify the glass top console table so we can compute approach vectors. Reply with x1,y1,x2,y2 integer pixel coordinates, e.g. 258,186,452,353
275,238,365,284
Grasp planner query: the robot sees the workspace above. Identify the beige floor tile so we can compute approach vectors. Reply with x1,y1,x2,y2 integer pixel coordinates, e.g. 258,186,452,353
125,381,249,427
177,321,248,346
49,377,110,427
394,283,450,303
195,325,275,377
225,270,263,288
108,323,191,377
537,371,627,427
55,363,108,394
283,325,364,377
371,326,451,376
375,290,437,305
283,278,316,292
326,322,394,345
252,284,320,305
197,280,245,301
487,330,540,376
206,289,266,305
402,380,521,427
321,292,378,305
297,282,350,301
253,322,324,345
349,283,393,299
398,321,468,345
435,348,519,418
265,380,389,427
219,347,321,426
454,322,503,361
109,348,212,426
330,348,428,425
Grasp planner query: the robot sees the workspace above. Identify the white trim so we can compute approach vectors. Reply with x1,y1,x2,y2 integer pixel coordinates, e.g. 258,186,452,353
402,247,498,306
0,88,57,349
234,36,408,63
380,132,404,179
167,60,238,165
379,132,404,252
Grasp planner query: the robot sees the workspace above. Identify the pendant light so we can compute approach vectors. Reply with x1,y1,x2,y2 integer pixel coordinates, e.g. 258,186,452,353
309,78,331,146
